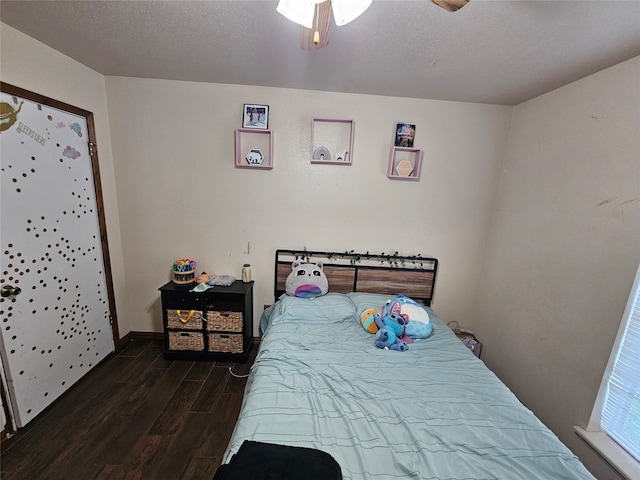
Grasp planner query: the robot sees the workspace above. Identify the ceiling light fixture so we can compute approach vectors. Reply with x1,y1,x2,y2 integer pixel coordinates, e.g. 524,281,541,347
277,0,469,51
277,0,372,50
276,0,372,28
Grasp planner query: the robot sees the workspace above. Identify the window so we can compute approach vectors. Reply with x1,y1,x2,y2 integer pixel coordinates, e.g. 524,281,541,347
601,263,640,462
575,263,640,479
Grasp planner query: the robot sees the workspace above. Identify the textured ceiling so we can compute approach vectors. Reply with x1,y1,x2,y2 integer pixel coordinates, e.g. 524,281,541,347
1,0,639,105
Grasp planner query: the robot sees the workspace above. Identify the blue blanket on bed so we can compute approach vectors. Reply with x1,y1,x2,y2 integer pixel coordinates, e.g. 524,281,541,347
227,293,596,480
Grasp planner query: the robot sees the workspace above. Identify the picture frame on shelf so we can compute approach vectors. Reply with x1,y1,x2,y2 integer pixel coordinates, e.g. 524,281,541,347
245,149,264,166
243,104,269,129
395,122,415,147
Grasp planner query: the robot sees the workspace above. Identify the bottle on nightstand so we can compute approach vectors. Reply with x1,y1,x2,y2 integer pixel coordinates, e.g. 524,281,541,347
242,264,251,283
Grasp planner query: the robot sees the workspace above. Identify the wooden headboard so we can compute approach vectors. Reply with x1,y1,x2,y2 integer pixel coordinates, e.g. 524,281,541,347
274,249,438,306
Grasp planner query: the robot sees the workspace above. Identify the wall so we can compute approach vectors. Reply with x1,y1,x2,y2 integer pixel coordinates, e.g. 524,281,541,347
0,23,127,339
475,56,640,479
105,76,511,334
4,21,636,478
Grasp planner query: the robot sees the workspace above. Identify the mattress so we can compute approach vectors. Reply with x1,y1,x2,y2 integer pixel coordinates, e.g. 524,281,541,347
223,292,595,479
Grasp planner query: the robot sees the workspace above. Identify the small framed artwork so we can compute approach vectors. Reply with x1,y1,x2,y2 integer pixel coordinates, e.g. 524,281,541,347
395,122,415,147
245,149,264,165
243,104,269,129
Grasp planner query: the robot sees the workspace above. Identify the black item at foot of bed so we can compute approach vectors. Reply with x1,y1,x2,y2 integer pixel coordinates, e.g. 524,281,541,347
213,440,342,480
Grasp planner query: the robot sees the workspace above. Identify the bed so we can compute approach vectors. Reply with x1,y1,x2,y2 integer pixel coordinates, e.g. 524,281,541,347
219,249,595,479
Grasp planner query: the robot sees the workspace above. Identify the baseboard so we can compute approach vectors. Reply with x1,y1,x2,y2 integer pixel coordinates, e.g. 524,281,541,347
117,331,164,350
1,428,11,449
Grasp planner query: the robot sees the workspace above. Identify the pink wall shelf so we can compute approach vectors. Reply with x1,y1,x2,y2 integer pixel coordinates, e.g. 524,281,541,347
311,118,354,165
387,146,422,180
235,128,273,169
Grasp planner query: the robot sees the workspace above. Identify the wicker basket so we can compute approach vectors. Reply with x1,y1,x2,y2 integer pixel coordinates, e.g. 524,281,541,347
448,321,482,358
169,331,204,351
166,309,203,330
206,310,243,332
456,332,482,358
208,333,243,353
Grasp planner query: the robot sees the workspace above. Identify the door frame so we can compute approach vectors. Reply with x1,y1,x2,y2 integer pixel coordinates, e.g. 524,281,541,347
0,82,120,431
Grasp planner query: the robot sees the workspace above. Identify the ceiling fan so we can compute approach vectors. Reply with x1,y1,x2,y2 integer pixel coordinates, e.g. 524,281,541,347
277,0,470,51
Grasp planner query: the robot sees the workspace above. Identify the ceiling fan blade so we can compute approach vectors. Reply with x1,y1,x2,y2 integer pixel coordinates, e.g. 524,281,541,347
302,1,332,50
430,0,469,12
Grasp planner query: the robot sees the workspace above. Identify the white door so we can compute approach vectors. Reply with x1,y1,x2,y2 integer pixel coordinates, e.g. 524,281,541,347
0,87,116,427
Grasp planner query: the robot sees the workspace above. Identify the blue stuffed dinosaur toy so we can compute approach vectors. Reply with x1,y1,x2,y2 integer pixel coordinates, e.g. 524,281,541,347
373,312,409,351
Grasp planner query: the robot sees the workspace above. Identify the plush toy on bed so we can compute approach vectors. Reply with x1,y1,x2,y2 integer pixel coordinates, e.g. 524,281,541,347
374,312,405,337
382,294,433,339
360,294,433,351
285,262,328,298
360,308,380,333
374,313,409,351
375,326,409,351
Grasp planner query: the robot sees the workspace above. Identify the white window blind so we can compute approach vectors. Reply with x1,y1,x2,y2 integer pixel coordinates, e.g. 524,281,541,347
601,264,640,462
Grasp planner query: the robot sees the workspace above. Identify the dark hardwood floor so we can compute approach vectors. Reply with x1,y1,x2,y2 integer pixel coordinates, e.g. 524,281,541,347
0,338,256,480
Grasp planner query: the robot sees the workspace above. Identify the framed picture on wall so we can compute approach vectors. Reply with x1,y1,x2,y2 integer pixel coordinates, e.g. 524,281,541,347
395,122,415,147
243,104,269,129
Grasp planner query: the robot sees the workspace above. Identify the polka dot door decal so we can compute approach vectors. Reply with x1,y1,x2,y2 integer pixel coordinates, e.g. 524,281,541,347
0,92,115,428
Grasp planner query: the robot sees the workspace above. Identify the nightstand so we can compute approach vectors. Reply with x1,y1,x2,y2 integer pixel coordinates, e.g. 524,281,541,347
159,280,254,362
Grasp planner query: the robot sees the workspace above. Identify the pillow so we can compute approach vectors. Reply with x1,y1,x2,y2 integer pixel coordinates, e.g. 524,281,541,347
259,304,276,335
347,292,397,320
285,262,328,298
267,293,356,328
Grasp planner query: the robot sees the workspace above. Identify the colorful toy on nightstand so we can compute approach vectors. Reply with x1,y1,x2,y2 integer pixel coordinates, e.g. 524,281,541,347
195,272,210,284
173,258,196,285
